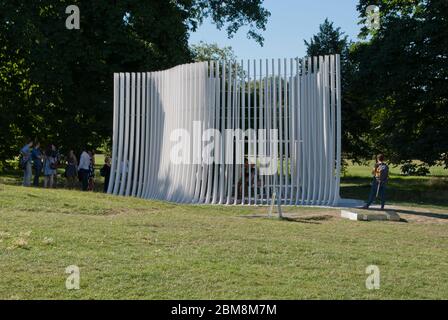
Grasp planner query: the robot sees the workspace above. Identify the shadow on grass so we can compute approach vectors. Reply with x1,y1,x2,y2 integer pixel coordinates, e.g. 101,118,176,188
341,175,448,208
239,214,333,225
367,207,448,220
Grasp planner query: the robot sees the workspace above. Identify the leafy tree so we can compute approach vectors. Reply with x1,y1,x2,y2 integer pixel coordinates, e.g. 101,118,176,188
304,19,372,163
0,1,270,167
353,0,448,167
191,41,238,62
304,19,349,58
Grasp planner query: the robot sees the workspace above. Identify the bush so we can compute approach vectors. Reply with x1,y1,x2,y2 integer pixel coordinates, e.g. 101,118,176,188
401,163,430,176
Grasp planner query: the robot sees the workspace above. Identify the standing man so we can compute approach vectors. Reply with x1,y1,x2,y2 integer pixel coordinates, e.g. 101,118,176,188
31,141,43,187
20,139,33,187
100,156,111,193
363,154,389,210
78,147,91,191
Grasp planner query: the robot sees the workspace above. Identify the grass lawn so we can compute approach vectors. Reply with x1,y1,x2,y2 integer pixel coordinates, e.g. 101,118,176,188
341,161,448,209
1,182,447,299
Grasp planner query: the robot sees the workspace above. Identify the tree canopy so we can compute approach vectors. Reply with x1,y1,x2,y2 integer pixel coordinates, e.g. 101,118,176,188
0,0,270,165
305,0,448,168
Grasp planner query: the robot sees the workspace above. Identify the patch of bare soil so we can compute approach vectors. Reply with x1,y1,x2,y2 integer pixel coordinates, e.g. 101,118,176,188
383,205,448,224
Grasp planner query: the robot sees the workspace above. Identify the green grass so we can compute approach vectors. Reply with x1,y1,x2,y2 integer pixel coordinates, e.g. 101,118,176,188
341,161,448,209
1,183,447,299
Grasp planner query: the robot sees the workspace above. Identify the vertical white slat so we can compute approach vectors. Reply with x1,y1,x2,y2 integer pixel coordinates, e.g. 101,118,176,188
316,57,323,204
179,66,191,202
294,58,302,205
118,73,130,196
225,61,233,205
277,59,283,203
240,60,246,205
187,64,197,202
296,61,302,204
324,55,331,205
289,58,295,205
239,61,244,204
113,73,125,195
141,72,150,199
178,66,189,202
136,73,146,197
205,62,214,204
283,58,289,202
334,54,342,206
258,59,264,204
200,63,208,202
304,58,311,204
253,59,258,205
178,64,188,202
165,68,175,201
125,73,136,196
159,69,166,199
265,59,271,202
233,61,240,205
311,57,318,204
328,55,336,204
153,71,163,199
131,73,141,196
247,59,252,205
145,71,154,199
195,63,205,203
320,56,328,205
212,62,221,204
168,66,179,202
143,71,153,199
153,71,162,200
229,62,237,205
272,59,277,205
218,61,226,204
233,62,240,205
167,66,178,202
200,63,211,203
108,73,119,194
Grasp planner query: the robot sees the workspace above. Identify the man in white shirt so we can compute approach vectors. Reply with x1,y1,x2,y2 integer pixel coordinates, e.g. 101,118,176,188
78,148,91,191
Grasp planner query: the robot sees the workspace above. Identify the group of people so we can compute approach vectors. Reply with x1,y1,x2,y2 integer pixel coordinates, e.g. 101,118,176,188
19,140,111,192
19,139,389,208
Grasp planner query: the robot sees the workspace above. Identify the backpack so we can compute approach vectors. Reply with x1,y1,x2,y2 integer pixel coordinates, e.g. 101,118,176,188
375,163,389,183
19,154,26,169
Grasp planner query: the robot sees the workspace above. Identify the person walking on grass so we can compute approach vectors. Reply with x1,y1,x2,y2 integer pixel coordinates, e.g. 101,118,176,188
31,141,42,187
43,145,57,188
363,154,389,210
20,139,33,187
78,147,90,191
65,150,78,188
100,156,111,193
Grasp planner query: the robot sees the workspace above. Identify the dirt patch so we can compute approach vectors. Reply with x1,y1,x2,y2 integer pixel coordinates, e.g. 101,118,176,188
385,205,448,224
340,205,448,224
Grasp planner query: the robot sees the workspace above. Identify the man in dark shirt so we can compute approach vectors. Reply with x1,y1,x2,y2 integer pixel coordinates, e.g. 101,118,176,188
31,142,43,187
101,156,111,193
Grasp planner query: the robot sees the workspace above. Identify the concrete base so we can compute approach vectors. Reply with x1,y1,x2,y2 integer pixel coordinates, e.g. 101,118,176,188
341,209,400,222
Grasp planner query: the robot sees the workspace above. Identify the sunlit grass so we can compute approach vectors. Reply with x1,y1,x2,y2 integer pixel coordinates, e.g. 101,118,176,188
0,184,447,299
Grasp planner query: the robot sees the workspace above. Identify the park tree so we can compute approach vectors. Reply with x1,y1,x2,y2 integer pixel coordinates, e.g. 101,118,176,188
304,19,372,163
353,0,448,167
0,0,270,167
191,41,238,62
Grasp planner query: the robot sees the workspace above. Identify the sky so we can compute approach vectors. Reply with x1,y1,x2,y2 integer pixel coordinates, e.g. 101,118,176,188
188,0,362,60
